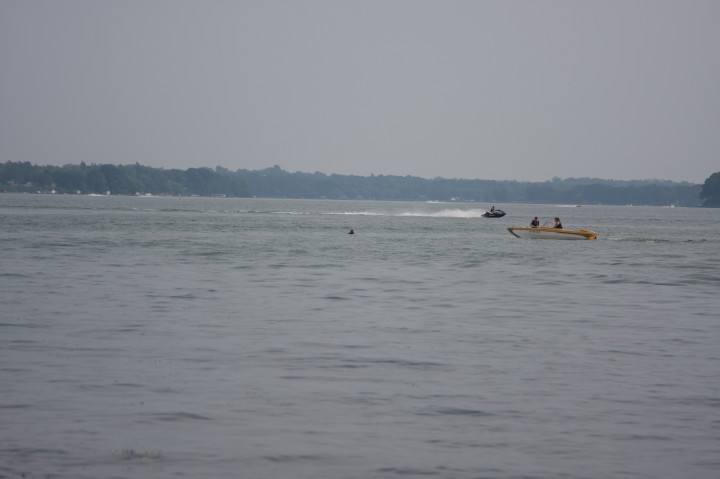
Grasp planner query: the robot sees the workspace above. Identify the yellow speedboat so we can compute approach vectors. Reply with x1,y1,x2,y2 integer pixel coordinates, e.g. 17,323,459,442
507,226,598,240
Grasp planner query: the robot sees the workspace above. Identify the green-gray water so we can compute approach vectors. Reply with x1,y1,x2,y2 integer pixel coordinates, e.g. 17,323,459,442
1,194,719,478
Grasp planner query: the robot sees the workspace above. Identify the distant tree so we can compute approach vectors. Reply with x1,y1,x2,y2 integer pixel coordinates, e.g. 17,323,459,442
524,183,559,203
0,161,34,185
700,172,720,207
99,164,142,194
0,161,702,204
86,167,108,193
52,166,86,192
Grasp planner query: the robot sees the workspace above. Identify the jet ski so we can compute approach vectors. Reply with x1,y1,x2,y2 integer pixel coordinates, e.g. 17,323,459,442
482,209,506,217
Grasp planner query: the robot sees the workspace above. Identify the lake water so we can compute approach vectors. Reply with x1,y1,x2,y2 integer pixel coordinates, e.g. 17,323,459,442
1,194,719,479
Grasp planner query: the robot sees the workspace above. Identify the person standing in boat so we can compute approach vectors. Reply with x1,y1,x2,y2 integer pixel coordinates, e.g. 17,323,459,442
530,217,540,228
554,217,563,229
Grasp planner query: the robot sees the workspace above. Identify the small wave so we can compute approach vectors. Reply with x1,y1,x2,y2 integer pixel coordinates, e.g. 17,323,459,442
599,349,647,356
364,358,445,368
420,407,493,417
617,434,673,441
166,293,198,300
263,454,327,463
0,447,69,458
324,295,348,300
679,396,720,408
119,448,163,460
610,237,674,243
0,322,39,328
376,467,439,476
299,263,343,268
149,412,214,422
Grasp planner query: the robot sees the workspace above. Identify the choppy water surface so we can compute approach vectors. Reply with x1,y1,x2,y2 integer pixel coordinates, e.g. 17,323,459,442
1,194,719,479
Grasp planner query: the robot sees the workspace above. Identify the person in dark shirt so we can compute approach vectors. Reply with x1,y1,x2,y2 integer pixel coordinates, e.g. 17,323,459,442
530,217,540,228
554,217,563,229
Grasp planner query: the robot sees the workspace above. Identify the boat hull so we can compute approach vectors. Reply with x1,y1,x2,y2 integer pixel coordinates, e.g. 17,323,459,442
507,227,598,240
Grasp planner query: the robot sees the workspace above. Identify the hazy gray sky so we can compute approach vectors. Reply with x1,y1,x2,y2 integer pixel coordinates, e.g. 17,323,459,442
1,1,718,183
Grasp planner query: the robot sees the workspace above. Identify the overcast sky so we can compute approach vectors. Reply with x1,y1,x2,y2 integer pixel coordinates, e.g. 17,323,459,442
1,1,718,183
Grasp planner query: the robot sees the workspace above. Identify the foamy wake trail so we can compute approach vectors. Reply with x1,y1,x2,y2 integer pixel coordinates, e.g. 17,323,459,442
400,209,485,218
328,211,386,216
327,209,485,218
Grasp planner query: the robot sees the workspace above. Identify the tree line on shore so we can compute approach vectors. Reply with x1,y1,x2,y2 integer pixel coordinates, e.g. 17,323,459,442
1,161,717,207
